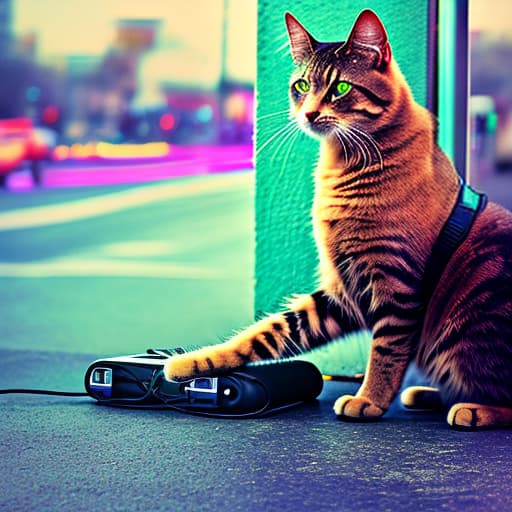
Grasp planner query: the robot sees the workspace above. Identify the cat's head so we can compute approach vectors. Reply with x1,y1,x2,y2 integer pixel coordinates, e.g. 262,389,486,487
285,10,399,141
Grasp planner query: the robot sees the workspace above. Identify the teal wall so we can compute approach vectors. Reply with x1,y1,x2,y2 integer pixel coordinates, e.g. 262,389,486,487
255,0,431,316
255,0,432,372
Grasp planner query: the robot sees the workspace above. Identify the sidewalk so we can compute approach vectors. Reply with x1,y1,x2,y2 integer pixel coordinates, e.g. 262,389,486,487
1,348,511,512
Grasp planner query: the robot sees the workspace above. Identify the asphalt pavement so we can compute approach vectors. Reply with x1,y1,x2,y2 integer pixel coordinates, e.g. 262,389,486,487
1,164,511,511
1,348,511,512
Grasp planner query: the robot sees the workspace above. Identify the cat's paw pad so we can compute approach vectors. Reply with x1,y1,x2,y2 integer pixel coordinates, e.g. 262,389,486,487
333,395,384,421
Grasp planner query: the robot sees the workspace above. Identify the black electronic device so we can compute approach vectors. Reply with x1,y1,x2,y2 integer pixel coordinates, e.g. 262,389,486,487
84,348,324,418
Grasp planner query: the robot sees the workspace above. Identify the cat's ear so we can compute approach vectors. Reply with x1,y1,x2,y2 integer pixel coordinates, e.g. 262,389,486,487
285,12,318,65
344,9,391,70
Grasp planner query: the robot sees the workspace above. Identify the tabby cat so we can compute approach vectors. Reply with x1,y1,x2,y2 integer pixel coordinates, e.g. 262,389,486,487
164,10,512,429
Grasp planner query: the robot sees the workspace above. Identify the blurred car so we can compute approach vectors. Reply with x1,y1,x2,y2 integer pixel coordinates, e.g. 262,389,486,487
0,117,56,187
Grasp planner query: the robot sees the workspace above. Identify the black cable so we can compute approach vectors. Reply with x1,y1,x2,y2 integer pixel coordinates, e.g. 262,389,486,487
155,370,274,419
0,389,88,396
94,368,163,405
0,365,151,398
1,351,328,417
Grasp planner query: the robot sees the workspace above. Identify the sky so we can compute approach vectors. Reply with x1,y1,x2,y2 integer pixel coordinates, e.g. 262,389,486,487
470,0,512,34
11,0,511,86
12,0,257,85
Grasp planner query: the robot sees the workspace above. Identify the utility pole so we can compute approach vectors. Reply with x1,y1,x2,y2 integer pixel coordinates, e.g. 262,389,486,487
218,0,230,142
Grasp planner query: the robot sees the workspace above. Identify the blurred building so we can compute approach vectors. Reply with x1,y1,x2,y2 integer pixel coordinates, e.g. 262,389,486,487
63,19,159,143
0,0,63,129
2,1,255,148
470,28,512,175
0,0,12,54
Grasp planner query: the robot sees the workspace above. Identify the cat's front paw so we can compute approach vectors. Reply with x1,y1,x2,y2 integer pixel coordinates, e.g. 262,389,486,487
333,395,385,421
163,354,201,382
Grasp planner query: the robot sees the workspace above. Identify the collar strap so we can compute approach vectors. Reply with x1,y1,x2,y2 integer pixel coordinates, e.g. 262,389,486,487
423,178,487,299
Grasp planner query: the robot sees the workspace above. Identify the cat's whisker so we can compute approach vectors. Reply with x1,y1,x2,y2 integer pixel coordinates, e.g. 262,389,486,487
256,119,297,156
343,128,367,170
272,32,289,46
351,130,371,170
356,128,383,168
284,336,305,356
371,138,384,170
257,109,291,122
349,126,384,170
275,121,301,161
276,40,292,56
266,123,303,208
269,129,294,168
351,128,373,170
269,122,300,167
268,30,293,58
348,127,377,171
345,129,364,169
257,119,301,212
333,125,356,168
277,124,303,179
333,128,351,167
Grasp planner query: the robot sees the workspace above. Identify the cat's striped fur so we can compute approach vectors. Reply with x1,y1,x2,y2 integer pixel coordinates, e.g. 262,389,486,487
164,10,512,429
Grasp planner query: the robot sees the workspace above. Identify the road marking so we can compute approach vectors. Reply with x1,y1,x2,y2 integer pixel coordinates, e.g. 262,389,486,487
102,241,178,257
0,258,226,279
0,171,252,231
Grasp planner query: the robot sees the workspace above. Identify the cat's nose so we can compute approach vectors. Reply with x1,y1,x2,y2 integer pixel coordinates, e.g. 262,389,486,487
305,111,320,123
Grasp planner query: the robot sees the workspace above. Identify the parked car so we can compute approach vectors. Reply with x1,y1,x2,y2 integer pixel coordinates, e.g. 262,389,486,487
0,117,56,187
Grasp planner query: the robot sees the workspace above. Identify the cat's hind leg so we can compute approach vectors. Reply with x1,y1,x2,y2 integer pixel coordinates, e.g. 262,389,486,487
447,403,512,430
400,386,443,410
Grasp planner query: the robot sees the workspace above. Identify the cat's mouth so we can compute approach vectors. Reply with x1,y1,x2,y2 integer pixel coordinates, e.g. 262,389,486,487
302,116,338,138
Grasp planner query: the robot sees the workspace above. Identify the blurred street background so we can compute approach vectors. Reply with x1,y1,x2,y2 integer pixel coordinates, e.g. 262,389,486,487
0,0,258,357
469,0,512,209
1,5,511,512
0,0,511,359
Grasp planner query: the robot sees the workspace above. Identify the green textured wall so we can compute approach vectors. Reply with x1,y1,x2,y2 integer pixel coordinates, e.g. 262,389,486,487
255,0,431,317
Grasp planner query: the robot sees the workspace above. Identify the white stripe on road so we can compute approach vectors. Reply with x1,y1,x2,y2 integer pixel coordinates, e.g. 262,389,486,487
0,258,226,279
0,171,252,231
102,241,178,257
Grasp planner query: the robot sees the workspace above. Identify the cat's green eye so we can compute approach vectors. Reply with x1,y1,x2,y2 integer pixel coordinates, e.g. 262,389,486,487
293,79,310,95
333,81,352,99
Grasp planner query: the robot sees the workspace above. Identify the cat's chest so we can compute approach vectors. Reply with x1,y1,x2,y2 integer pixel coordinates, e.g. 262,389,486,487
313,189,382,292
312,168,390,291
312,183,369,259
313,211,359,296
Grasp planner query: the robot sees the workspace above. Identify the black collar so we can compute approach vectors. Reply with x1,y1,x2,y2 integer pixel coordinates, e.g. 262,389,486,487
423,178,487,300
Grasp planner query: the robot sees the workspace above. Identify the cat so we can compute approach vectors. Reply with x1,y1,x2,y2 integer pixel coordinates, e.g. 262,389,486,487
164,9,512,429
